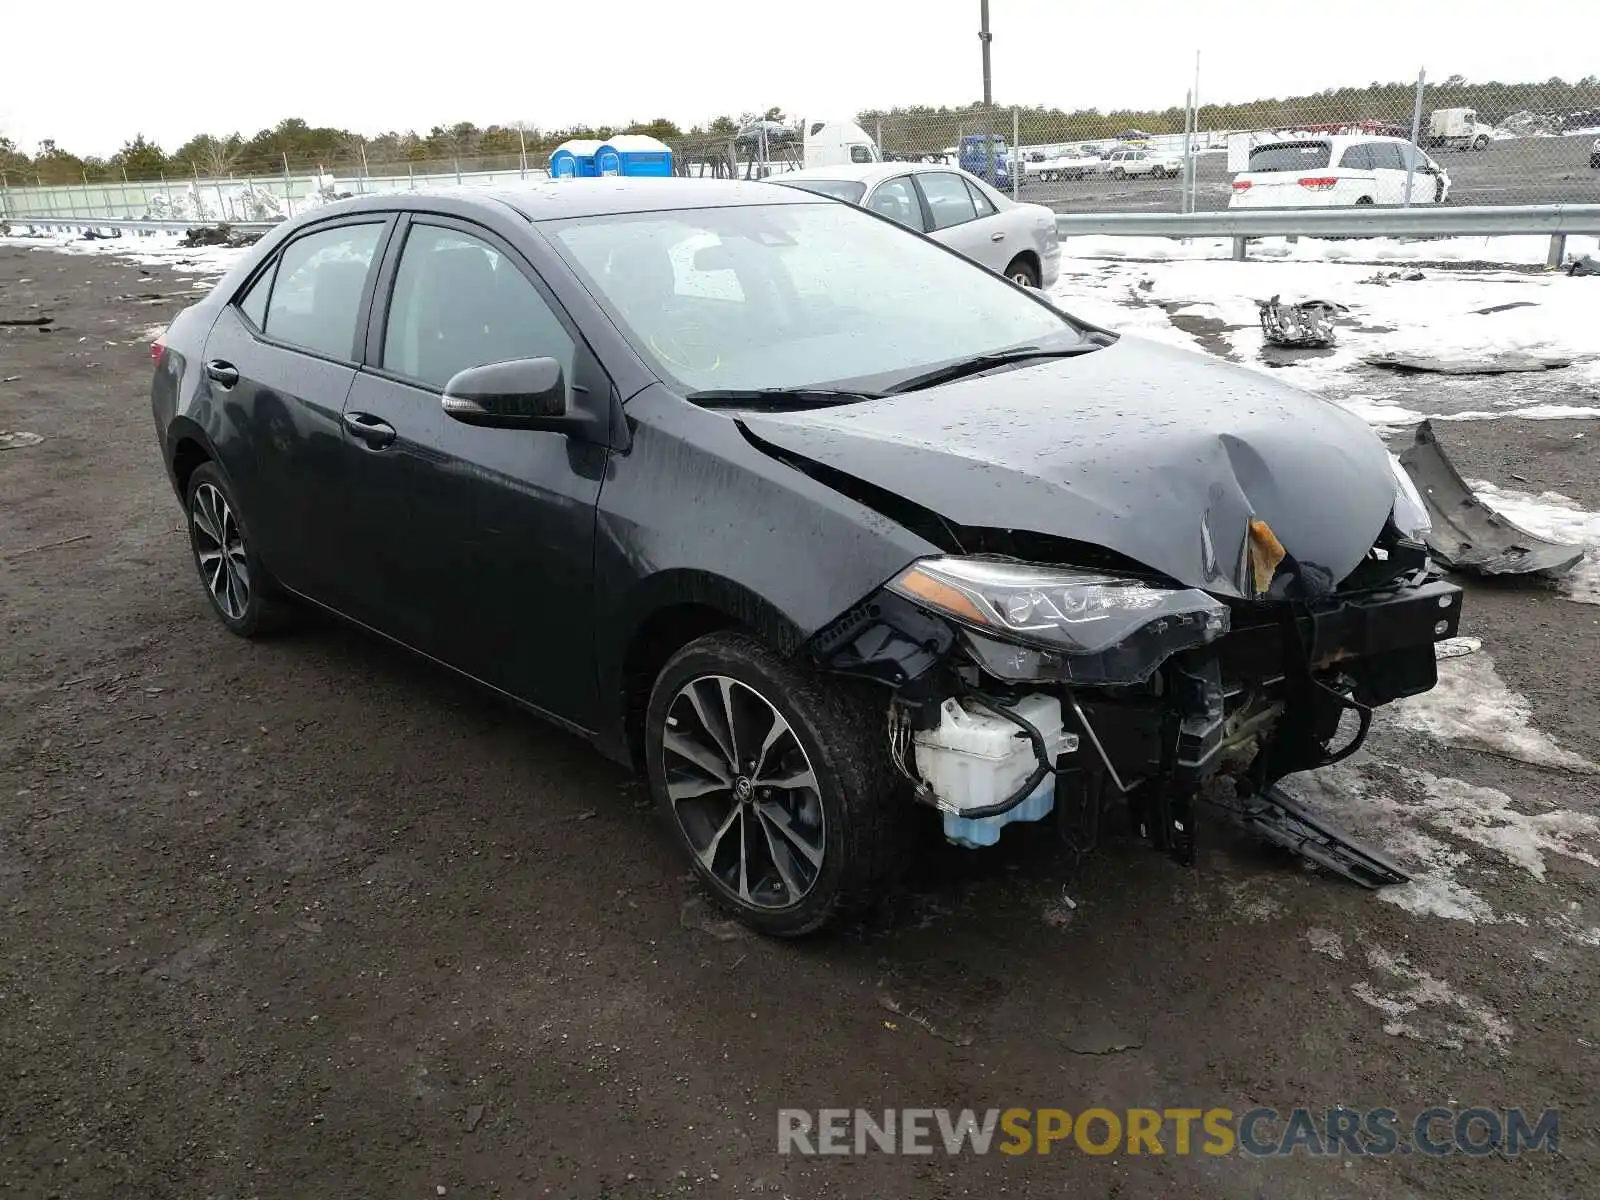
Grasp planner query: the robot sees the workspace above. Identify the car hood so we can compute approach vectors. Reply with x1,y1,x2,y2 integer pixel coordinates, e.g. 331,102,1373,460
737,337,1397,597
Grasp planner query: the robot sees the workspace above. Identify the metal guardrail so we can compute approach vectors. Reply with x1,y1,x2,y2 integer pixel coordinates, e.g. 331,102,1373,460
1053,203,1600,265
0,216,279,235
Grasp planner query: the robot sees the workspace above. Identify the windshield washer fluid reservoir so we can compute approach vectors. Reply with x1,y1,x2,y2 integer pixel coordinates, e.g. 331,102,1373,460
913,695,1078,848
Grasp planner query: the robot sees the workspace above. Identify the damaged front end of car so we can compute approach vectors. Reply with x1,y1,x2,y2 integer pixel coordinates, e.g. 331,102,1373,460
809,505,1460,885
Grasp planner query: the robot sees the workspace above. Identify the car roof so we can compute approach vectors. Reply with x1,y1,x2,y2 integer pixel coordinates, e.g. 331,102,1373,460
776,162,986,186
1253,134,1411,149
292,178,823,224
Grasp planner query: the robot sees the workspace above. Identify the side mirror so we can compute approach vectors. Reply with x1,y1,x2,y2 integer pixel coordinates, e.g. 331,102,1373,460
442,357,571,429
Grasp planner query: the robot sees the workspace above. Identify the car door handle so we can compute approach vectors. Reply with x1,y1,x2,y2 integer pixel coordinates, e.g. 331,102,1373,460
342,411,397,450
990,231,1006,242
204,360,239,389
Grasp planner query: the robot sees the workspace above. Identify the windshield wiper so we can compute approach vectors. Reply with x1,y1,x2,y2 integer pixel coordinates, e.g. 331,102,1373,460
685,387,885,409
885,343,1106,394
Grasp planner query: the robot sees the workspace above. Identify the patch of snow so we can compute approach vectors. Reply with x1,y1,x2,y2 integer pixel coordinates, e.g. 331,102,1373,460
1469,482,1600,606
1058,233,1599,268
1396,767,1600,880
1352,943,1512,1050
1333,394,1427,426
1439,405,1600,422
1387,650,1598,771
1546,910,1600,948
1305,927,1346,960
0,230,249,278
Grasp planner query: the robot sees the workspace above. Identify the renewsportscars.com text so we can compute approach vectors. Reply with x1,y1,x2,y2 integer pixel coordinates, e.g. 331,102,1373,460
777,1106,1559,1158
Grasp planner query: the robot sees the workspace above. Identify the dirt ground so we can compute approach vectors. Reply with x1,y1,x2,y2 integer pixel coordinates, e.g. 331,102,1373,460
3,242,1599,1199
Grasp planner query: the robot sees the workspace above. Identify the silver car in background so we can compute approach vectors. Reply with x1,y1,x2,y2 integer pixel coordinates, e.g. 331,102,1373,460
771,162,1061,288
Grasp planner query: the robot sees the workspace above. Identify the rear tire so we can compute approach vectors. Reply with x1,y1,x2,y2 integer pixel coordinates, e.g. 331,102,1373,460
1005,256,1040,288
645,631,906,937
1110,167,1126,180
1356,196,1375,205
184,462,292,637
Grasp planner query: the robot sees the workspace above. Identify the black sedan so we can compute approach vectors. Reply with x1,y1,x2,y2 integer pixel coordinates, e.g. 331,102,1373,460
151,179,1459,935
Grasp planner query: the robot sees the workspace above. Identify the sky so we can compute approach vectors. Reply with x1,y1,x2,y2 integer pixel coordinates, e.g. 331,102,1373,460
3,0,1593,156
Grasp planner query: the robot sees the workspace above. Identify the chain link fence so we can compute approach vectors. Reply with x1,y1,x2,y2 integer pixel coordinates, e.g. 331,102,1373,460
4,77,1598,225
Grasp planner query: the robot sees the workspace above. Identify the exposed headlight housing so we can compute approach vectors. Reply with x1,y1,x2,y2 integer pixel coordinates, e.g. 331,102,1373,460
1388,452,1431,541
887,557,1229,685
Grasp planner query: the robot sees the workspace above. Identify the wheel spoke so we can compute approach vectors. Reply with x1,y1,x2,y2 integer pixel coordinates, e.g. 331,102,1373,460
666,775,729,802
197,549,223,567
191,496,221,544
751,705,791,780
696,802,742,871
663,729,732,784
718,678,742,768
754,804,805,900
735,808,751,902
756,765,817,792
757,799,824,868
685,680,737,772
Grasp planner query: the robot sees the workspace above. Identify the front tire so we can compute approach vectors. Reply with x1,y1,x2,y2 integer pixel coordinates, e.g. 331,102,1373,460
185,462,290,637
645,631,904,937
1110,166,1126,180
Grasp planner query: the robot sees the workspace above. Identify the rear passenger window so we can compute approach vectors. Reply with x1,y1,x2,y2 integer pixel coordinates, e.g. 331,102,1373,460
916,172,978,231
236,262,275,329
262,223,382,360
869,177,924,230
382,223,575,392
1339,144,1375,170
965,178,997,217
1368,142,1406,170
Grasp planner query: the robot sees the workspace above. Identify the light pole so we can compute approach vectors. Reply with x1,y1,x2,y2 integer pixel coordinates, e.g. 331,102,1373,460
979,1,995,183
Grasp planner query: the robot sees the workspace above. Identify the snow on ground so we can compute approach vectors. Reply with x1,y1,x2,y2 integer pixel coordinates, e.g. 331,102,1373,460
1058,232,1600,268
0,230,249,278
1469,481,1600,605
1049,253,1600,403
1388,649,1597,771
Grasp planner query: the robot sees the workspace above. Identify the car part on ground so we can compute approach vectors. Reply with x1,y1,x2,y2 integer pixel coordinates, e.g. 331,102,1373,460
1257,295,1346,348
1399,421,1584,577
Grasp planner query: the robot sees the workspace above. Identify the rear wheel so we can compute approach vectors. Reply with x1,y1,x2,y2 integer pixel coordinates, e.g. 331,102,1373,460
1473,135,1489,151
185,462,291,637
1005,256,1040,288
645,632,904,936
1110,166,1126,180
1356,196,1375,205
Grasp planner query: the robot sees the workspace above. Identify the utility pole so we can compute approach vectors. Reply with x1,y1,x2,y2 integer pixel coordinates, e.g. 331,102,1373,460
979,1,995,185
979,0,992,106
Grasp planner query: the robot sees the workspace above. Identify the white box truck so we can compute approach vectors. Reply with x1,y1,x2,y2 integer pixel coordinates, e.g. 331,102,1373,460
1427,108,1495,151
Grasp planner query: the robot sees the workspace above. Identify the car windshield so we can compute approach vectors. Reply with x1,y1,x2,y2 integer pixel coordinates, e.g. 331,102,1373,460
776,178,867,204
1248,141,1333,172
544,201,1080,394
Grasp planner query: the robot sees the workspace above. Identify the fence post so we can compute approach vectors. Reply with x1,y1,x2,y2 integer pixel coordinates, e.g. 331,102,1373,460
0,170,10,222
1403,66,1426,208
282,152,293,217
1231,236,1248,261
1181,90,1194,214
359,141,370,194
455,158,462,186
1547,234,1567,269
1188,50,1202,215
519,128,528,180
1012,106,1020,199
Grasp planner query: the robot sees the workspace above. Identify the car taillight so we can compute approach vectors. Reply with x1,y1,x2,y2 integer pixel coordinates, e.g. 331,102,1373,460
1231,180,1252,191
151,339,166,365
1298,176,1339,191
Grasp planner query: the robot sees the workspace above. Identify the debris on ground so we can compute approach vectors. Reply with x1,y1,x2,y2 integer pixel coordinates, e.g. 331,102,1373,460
1400,421,1584,576
1472,300,1539,315
1435,636,1483,660
1257,295,1346,348
1569,255,1600,278
180,224,264,249
0,430,45,450
1368,349,1572,375
0,316,52,327
1360,268,1426,286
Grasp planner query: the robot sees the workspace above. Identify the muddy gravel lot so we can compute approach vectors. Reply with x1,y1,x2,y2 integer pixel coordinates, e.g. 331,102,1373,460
2,240,1599,1198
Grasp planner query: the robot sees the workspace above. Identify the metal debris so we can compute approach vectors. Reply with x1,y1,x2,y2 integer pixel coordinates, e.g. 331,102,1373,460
1257,295,1345,348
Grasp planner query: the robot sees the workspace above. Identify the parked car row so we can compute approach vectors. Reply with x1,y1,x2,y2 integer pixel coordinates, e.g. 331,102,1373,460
1020,145,1186,182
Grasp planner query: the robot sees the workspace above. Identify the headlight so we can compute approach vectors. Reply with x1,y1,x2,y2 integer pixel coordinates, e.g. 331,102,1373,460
886,557,1229,685
1388,453,1431,541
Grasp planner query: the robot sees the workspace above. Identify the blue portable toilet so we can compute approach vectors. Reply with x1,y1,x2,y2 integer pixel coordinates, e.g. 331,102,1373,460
548,139,603,179
591,134,674,178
